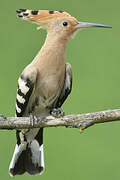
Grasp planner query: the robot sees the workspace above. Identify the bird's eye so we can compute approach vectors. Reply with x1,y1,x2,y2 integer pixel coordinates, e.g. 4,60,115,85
63,22,68,27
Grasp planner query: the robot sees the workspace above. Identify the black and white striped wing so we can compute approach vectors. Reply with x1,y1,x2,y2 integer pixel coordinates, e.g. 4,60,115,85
16,75,34,117
10,73,45,176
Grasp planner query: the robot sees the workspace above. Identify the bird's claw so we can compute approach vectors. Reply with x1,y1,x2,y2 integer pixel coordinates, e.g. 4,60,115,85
50,108,65,118
30,113,37,127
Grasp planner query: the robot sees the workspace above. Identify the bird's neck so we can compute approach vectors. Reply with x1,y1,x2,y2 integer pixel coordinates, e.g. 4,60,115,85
32,32,68,65
43,31,68,49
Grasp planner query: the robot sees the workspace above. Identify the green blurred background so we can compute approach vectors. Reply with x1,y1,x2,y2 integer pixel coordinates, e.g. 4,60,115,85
0,0,119,179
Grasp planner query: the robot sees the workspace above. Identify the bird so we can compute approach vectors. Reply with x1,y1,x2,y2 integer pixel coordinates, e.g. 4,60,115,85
9,9,112,176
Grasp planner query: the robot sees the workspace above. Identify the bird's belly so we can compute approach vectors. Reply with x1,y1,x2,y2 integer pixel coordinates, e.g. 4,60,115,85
27,88,60,117
37,76,62,106
40,75,61,97
34,92,59,114
25,74,63,116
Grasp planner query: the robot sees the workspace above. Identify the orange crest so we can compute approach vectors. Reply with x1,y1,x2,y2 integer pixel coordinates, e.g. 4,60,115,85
16,9,111,39
16,9,78,29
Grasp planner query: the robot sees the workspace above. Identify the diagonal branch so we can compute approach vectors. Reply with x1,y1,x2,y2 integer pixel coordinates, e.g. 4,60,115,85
0,109,120,131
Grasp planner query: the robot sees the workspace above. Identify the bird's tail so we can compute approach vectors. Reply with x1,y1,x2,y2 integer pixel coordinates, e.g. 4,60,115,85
9,128,44,176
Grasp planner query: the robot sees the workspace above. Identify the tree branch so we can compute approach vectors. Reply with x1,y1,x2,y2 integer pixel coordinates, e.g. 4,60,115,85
0,109,120,131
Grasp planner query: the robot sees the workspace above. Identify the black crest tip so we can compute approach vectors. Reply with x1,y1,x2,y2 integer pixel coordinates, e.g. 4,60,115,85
49,10,54,14
58,10,64,13
31,10,38,15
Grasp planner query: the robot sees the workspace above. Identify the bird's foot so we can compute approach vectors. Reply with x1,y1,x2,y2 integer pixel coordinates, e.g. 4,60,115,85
30,113,37,127
50,108,65,118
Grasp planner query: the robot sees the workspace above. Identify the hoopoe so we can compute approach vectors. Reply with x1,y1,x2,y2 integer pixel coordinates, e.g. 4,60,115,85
9,9,111,176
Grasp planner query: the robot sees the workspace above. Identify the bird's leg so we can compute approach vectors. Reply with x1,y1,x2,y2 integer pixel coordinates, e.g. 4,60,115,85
50,108,65,118
29,113,37,127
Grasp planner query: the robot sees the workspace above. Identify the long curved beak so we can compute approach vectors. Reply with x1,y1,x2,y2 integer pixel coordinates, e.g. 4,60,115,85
76,22,112,29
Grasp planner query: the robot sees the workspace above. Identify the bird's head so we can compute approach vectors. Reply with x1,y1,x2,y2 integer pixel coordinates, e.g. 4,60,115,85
16,9,112,41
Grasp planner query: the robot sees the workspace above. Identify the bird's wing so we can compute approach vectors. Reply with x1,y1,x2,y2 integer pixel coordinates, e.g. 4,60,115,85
56,62,72,108
16,67,37,117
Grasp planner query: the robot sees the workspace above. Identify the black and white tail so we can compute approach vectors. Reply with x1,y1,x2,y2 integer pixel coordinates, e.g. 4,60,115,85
9,128,44,176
